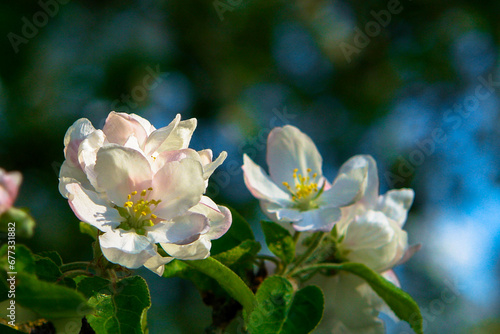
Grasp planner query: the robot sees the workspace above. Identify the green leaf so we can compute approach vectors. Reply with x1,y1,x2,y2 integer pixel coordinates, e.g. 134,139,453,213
260,221,295,264
280,285,324,334
37,251,63,266
248,276,294,333
214,240,261,267
14,272,92,318
211,206,254,255
81,276,151,334
294,262,423,334
182,257,256,317
0,207,36,238
0,245,91,319
79,221,98,240
34,256,62,282
247,276,325,334
0,244,36,275
77,276,113,299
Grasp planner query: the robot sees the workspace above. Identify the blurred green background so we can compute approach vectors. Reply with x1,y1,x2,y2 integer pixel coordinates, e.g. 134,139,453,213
1,0,499,333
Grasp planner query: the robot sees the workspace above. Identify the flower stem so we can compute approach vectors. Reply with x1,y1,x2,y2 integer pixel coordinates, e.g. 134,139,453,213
286,232,326,276
290,263,343,277
60,261,93,273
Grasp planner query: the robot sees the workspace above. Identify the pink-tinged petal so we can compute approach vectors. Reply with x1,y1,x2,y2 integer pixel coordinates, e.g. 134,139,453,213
65,182,122,232
376,189,415,227
63,118,95,167
202,151,227,179
321,157,368,208
395,243,422,266
94,145,153,205
242,154,291,205
129,113,155,135
78,130,106,191
189,197,232,240
267,125,323,190
148,117,197,154
0,169,22,213
151,148,201,173
147,212,209,245
382,269,401,288
144,114,181,155
99,230,157,268
152,159,205,219
290,206,341,232
58,162,92,198
123,135,143,152
160,237,211,260
197,149,213,165
102,112,148,147
143,253,173,276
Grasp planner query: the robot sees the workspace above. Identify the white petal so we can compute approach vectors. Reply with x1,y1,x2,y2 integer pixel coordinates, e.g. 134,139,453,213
376,189,414,227
66,182,122,232
321,157,368,207
58,161,90,198
78,130,106,191
343,211,394,250
290,207,341,232
143,253,173,276
103,112,148,146
152,159,206,219
129,113,155,135
160,237,211,260
189,197,232,240
99,230,157,268
144,114,181,155
151,117,197,153
151,148,201,173
202,151,227,179
242,154,291,205
146,212,209,244
341,211,408,272
266,125,323,189
197,149,213,165
95,145,153,205
63,118,95,167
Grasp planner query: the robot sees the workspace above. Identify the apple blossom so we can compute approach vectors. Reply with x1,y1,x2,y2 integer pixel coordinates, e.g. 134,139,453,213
242,125,369,232
59,112,226,197
59,113,231,275
0,168,22,215
329,156,420,332
334,155,419,273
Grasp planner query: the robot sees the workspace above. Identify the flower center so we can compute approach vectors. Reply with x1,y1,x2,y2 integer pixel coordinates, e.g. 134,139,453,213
282,168,322,210
116,188,161,234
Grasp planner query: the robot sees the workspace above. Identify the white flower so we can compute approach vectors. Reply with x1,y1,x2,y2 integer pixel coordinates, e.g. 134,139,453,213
59,112,226,197
335,156,419,272
242,125,369,232
0,168,22,215
60,113,231,275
